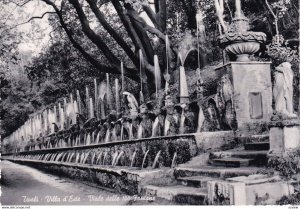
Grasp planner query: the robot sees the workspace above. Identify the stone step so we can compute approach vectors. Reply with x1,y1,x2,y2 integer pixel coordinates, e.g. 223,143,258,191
231,150,268,158
174,166,261,179
177,175,219,188
244,142,270,151
236,134,269,144
211,150,268,158
209,150,268,166
141,185,208,205
233,151,268,166
208,157,254,167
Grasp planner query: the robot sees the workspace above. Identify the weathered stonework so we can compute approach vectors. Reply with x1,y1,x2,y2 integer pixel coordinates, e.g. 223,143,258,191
215,62,272,133
207,174,294,205
193,131,235,152
207,180,246,205
269,118,300,155
3,135,199,169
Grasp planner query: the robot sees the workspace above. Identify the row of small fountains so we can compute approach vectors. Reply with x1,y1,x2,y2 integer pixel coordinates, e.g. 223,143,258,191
29,132,111,150
10,149,178,169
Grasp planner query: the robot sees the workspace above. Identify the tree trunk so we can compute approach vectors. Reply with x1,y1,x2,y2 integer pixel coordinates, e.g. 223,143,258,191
86,0,139,68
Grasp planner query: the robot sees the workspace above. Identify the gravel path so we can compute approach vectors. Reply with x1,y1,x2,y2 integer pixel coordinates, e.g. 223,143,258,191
1,160,130,205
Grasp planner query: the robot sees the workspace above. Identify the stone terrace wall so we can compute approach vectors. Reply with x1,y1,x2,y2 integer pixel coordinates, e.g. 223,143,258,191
2,131,236,195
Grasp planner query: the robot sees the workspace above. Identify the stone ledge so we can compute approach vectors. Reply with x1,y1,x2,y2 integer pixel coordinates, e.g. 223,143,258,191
193,131,235,152
227,174,281,185
141,184,207,204
207,174,294,205
2,134,197,156
214,61,272,71
3,135,197,168
269,119,300,128
3,158,172,195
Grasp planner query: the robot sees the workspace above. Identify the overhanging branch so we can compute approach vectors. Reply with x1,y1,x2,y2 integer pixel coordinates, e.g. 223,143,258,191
15,12,56,27
40,0,139,81
8,0,31,7
126,10,165,41
141,3,159,29
111,0,147,55
85,0,139,68
69,0,121,65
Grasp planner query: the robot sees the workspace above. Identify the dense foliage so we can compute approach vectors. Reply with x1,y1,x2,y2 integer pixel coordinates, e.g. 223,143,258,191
268,150,300,205
267,150,300,178
276,192,300,205
1,0,299,140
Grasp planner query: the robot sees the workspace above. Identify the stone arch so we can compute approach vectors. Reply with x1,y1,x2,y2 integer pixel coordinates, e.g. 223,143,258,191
178,48,206,69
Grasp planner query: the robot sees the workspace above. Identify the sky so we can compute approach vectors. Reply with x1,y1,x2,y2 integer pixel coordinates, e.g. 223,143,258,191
5,0,53,55
4,0,155,63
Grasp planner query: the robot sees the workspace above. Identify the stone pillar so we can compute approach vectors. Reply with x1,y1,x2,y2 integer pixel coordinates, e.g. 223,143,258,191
269,117,300,155
229,182,247,205
215,61,272,133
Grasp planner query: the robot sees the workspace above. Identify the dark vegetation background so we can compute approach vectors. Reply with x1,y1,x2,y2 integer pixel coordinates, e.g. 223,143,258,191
0,0,299,140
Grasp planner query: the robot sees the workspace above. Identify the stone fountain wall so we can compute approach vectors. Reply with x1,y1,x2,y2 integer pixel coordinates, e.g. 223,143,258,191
2,135,199,195
2,131,235,194
6,134,198,167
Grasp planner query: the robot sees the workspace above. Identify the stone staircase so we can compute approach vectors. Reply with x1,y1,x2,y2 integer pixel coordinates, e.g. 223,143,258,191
141,135,271,205
208,141,270,167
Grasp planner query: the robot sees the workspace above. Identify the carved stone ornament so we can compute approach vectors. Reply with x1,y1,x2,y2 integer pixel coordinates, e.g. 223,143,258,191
219,16,267,61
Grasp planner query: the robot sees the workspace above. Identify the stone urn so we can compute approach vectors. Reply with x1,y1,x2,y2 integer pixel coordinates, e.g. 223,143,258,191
219,16,267,61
